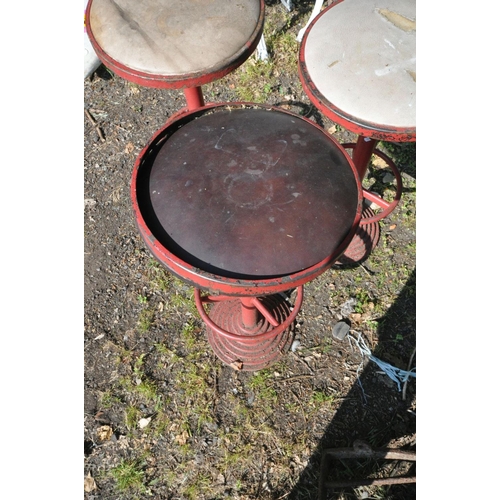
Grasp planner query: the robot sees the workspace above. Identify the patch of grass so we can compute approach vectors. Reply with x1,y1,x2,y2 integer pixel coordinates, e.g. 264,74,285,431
354,289,372,314
248,369,278,406
181,320,199,351
181,473,212,500
176,360,210,396
169,286,198,315
154,342,182,364
296,384,338,414
234,59,276,102
151,409,171,436
145,259,197,315
310,389,336,406
233,398,251,422
365,319,379,331
232,20,299,103
173,352,216,433
117,354,161,410
125,405,141,430
116,346,134,365
135,378,159,401
137,307,155,333
132,354,160,401
315,336,334,355
265,30,298,74
133,353,146,375
221,441,254,469
100,389,121,409
109,458,149,494
153,342,170,356
147,258,171,291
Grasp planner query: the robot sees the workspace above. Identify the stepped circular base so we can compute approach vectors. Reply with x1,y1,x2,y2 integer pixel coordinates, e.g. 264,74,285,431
337,206,380,264
205,295,295,371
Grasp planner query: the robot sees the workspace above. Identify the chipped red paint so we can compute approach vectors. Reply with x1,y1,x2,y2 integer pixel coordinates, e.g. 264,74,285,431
194,287,303,343
298,0,416,143
183,87,205,110
342,144,403,225
199,291,300,370
298,61,416,143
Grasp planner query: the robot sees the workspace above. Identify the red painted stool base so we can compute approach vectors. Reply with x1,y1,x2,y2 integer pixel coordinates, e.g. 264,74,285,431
336,206,380,265
205,295,295,371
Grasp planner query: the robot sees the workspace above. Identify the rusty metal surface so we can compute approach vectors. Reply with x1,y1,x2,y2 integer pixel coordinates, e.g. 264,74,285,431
336,206,380,265
146,107,359,279
204,294,295,371
319,441,416,500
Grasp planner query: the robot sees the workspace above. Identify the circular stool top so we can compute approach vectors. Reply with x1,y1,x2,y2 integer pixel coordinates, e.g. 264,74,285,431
132,104,361,294
86,0,264,88
299,0,416,141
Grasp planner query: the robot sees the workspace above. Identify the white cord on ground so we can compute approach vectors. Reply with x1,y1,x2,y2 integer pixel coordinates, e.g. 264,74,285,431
348,331,416,395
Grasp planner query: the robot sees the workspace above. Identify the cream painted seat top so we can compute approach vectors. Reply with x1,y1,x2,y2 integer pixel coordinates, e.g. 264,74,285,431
302,0,416,130
88,0,263,77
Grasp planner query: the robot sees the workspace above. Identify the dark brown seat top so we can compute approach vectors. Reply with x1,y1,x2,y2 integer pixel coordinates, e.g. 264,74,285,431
144,107,359,279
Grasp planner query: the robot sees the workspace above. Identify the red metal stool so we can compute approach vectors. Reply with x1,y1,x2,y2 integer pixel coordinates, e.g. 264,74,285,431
131,103,363,370
298,0,416,263
85,0,265,111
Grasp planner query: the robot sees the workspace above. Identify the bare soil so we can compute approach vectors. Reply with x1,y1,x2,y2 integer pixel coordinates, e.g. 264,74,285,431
84,3,416,499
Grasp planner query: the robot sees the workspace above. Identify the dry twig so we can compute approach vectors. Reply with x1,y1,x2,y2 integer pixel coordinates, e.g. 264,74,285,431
85,108,105,142
402,347,416,401
291,351,314,374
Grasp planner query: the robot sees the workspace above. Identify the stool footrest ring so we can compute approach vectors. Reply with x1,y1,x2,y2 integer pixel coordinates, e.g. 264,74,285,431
194,287,303,343
342,144,403,225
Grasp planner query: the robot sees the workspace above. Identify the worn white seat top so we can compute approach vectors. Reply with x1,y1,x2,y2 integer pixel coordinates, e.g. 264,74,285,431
303,0,416,130
88,0,262,77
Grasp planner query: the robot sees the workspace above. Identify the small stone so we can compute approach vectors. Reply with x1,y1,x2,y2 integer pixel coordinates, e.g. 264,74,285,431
96,425,113,442
383,172,395,183
84,473,97,493
247,391,255,406
340,298,356,316
332,321,350,341
84,198,96,209
138,417,151,429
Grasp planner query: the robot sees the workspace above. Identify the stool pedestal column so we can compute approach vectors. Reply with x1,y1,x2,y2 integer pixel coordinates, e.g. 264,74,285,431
195,289,303,371
183,87,205,111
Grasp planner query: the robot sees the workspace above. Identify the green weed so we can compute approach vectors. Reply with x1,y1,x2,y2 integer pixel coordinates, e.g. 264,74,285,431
125,405,141,430
311,389,335,405
181,473,212,499
110,458,149,494
100,390,121,409
248,369,278,405
137,308,154,332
